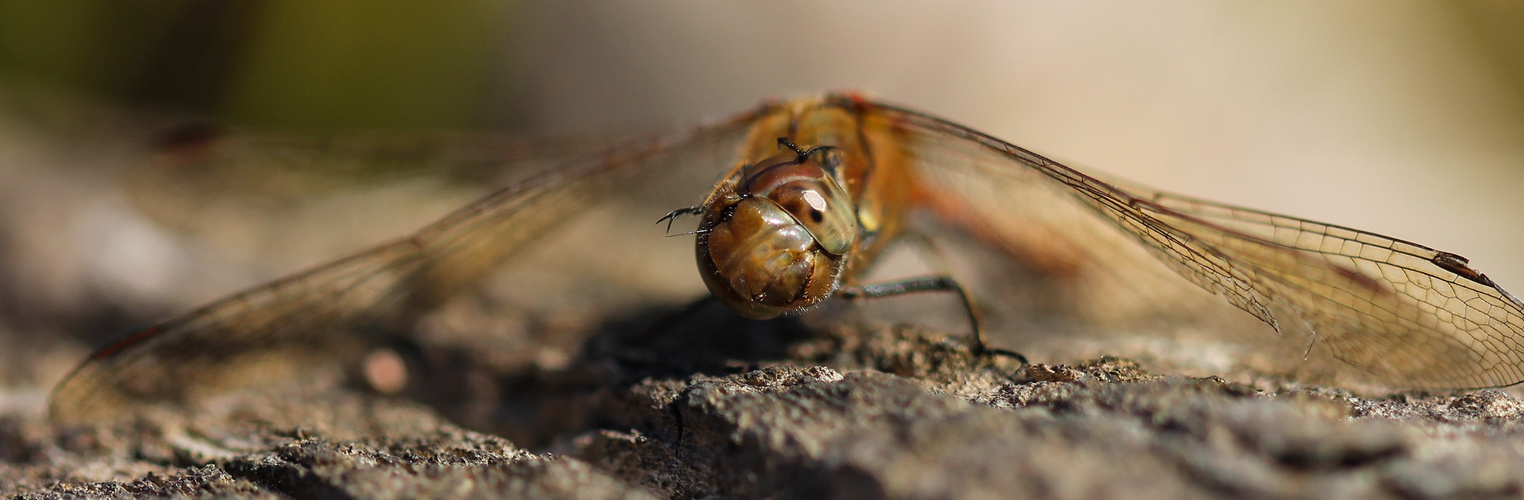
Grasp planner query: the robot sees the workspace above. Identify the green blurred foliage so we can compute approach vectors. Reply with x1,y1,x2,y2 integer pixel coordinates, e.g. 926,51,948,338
0,0,517,130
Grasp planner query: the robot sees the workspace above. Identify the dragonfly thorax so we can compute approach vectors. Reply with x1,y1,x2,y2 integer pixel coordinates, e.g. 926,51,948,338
696,150,857,319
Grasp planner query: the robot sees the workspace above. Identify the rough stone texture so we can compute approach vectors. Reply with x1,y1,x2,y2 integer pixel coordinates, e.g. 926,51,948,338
1,394,657,499
6,324,1524,499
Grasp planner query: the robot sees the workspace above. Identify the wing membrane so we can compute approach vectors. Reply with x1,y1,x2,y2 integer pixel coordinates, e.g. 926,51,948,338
50,106,770,422
873,100,1524,389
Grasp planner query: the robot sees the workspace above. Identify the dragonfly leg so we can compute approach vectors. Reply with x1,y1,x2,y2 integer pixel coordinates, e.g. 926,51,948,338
835,276,1028,367
657,206,706,233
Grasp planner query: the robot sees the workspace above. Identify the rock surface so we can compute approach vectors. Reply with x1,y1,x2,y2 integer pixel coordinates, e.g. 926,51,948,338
5,325,1524,499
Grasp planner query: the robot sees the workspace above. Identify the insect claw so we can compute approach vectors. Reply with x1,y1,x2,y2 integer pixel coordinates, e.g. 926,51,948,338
658,206,705,233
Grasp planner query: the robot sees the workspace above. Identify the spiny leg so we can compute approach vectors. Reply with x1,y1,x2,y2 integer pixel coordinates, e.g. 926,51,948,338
835,275,1029,367
657,206,705,233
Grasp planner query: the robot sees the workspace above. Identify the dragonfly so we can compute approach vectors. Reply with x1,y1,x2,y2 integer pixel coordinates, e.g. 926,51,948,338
49,93,1524,422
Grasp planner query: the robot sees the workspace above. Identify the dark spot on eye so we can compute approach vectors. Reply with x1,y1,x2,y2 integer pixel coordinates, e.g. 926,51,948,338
810,210,823,223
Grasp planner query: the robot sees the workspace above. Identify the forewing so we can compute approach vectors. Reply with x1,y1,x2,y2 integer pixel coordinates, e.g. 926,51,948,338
124,126,655,269
869,100,1524,390
50,107,769,422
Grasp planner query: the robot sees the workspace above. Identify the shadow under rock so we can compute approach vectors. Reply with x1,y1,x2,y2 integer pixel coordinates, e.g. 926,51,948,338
393,297,820,449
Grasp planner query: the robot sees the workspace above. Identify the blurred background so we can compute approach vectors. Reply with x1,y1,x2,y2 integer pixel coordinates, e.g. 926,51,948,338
2,1,1523,412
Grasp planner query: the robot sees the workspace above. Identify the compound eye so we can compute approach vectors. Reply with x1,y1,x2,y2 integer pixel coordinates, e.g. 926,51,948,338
741,153,857,256
770,181,855,255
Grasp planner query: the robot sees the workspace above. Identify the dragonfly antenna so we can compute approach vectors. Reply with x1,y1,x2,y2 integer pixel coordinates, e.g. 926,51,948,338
776,137,838,163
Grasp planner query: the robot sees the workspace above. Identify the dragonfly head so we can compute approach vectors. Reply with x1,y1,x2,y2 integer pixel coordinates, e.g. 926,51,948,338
695,147,857,319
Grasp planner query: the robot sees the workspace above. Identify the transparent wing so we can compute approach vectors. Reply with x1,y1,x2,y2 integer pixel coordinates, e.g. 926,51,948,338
123,125,654,268
49,106,772,422
868,100,1524,390
135,124,650,204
